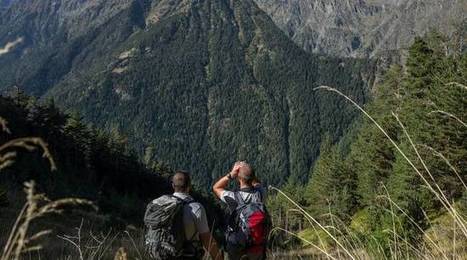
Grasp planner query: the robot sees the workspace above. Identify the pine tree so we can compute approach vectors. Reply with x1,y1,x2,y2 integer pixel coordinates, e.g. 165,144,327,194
305,136,356,222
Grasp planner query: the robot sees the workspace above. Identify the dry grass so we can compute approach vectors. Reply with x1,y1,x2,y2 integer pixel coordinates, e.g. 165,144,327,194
428,110,467,128
114,247,128,260
55,225,147,260
0,116,95,260
1,181,95,260
0,116,56,171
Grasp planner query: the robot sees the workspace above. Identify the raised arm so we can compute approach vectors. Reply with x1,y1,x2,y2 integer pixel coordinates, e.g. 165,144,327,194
212,162,242,198
212,174,230,199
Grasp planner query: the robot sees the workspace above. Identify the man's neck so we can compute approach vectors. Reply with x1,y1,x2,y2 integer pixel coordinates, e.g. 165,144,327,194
239,183,252,189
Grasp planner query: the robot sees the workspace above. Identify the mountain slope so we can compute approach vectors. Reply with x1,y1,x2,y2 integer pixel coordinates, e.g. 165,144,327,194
254,0,466,58
0,0,375,187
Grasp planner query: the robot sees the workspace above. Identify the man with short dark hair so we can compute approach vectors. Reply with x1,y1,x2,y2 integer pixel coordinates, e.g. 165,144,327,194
172,171,223,260
213,162,268,260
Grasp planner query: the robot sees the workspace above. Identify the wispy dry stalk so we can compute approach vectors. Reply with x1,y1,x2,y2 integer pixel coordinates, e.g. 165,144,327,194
392,113,467,237
446,82,467,91
102,232,121,258
57,219,85,260
269,186,356,260
284,207,334,259
378,193,448,259
124,231,143,260
0,116,56,171
87,229,113,259
428,110,467,128
292,208,330,257
0,116,98,259
418,144,467,191
324,212,364,251
1,181,95,260
0,137,56,171
381,185,398,260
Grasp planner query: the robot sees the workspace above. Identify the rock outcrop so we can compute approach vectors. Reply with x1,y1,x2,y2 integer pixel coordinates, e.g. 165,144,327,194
254,0,465,58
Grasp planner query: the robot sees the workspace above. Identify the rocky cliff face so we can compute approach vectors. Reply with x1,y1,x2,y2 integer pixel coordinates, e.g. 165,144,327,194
0,0,134,42
254,0,466,58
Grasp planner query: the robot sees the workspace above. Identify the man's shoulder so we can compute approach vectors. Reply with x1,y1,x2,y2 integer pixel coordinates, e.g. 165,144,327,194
188,201,203,208
186,201,206,216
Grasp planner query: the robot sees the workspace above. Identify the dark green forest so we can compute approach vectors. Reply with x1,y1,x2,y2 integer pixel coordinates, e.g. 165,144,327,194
0,92,172,220
0,0,375,189
268,34,467,256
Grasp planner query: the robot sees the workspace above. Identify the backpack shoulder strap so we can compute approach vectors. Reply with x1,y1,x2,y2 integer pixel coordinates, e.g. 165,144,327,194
170,195,200,246
237,187,262,206
171,195,195,205
234,191,244,205
254,187,263,202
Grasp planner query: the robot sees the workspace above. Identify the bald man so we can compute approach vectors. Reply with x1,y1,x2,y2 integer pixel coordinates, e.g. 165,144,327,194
213,162,268,260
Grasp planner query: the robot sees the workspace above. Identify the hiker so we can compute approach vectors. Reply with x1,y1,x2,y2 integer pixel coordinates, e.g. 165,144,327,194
144,170,223,260
213,162,270,260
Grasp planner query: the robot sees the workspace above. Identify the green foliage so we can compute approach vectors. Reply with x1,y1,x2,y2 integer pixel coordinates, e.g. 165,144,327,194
293,33,466,255
305,136,357,223
0,93,173,224
268,182,307,230
298,228,332,249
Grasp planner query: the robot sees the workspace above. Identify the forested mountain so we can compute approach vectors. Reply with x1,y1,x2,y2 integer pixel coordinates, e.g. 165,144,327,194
254,0,466,58
0,0,376,188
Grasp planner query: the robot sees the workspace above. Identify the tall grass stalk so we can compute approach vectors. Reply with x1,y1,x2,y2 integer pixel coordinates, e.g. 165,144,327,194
446,82,467,91
0,116,94,260
0,116,56,171
419,144,467,191
1,181,94,260
379,193,448,259
392,113,467,236
428,110,467,128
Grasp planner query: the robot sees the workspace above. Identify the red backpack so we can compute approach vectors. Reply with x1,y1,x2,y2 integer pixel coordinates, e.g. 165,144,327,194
226,189,271,254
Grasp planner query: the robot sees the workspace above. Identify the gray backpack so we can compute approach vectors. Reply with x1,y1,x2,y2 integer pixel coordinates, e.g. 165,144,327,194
144,195,193,259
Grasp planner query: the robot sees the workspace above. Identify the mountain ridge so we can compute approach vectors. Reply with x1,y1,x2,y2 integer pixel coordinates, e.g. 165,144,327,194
254,0,466,58
0,0,375,188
